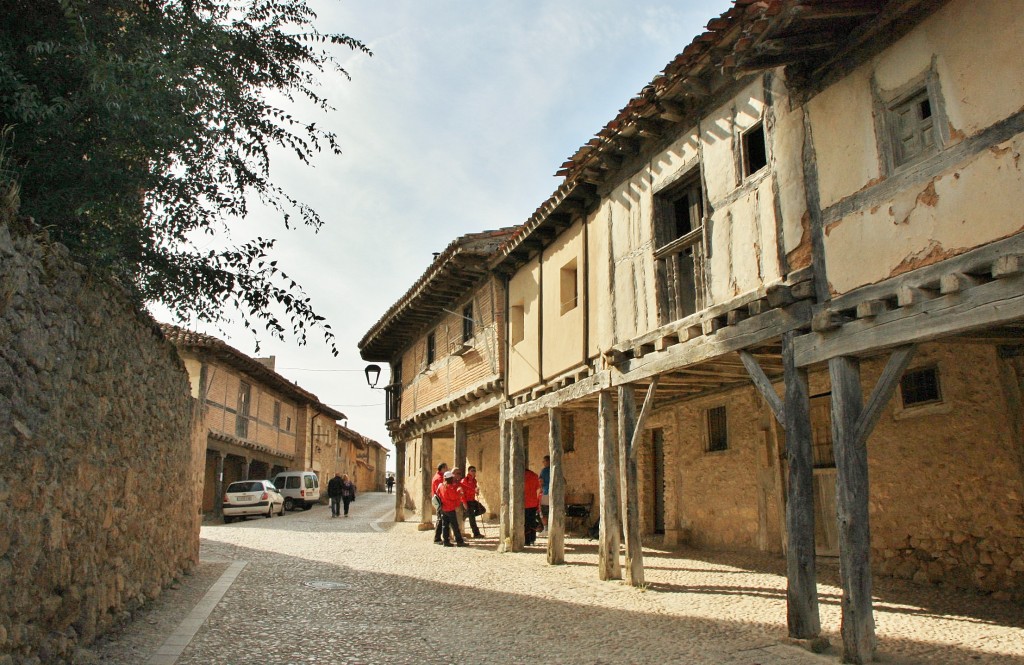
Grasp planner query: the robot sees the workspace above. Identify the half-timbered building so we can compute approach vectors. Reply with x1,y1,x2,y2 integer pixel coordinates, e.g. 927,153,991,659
363,2,1024,662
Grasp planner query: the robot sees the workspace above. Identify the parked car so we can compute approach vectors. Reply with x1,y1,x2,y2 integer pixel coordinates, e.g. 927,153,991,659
271,471,320,511
222,479,284,522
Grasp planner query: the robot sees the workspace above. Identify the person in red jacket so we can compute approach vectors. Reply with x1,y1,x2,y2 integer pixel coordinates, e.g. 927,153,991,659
437,471,466,547
524,468,542,546
431,463,448,544
461,466,484,538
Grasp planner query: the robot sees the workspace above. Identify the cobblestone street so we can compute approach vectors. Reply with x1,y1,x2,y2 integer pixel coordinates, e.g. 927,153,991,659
91,492,1024,665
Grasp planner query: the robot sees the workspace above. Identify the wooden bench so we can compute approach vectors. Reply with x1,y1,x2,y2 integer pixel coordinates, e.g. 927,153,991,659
564,492,593,534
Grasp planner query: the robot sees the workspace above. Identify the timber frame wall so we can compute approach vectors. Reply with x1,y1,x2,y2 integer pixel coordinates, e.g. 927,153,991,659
361,2,1024,663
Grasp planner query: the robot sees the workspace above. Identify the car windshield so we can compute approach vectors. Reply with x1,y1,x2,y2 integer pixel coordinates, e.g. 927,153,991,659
227,481,264,493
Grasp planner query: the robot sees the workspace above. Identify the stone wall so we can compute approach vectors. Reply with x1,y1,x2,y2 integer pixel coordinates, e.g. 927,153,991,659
0,219,200,663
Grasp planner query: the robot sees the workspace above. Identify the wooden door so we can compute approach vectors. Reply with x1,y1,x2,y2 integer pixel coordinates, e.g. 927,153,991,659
810,395,839,556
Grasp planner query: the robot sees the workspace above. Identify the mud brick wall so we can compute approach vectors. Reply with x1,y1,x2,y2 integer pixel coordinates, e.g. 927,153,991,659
0,219,199,663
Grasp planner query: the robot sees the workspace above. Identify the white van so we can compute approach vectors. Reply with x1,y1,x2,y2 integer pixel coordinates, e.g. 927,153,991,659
271,471,320,511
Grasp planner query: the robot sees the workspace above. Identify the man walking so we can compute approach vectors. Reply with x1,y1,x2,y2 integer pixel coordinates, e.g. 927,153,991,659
461,466,484,538
327,472,344,518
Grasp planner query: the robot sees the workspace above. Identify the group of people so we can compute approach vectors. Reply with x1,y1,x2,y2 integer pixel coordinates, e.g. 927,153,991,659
430,454,552,548
327,473,357,518
431,463,486,547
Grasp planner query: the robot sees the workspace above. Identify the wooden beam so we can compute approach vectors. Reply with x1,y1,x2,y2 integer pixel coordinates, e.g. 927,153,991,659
629,377,659,462
453,420,467,476
419,433,434,528
618,385,644,587
781,331,821,639
510,419,525,552
795,275,1024,367
739,350,785,425
546,408,565,565
828,356,876,664
597,391,621,581
497,414,511,551
853,345,916,450
619,301,813,384
394,440,406,522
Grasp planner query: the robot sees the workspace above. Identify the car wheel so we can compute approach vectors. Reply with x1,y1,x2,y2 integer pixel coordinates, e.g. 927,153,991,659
302,502,313,511
284,498,295,512
266,504,273,518
223,516,234,524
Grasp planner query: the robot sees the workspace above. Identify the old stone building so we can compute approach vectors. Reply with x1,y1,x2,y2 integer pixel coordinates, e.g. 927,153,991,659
359,228,514,524
362,1,1024,662
321,423,388,493
161,325,346,514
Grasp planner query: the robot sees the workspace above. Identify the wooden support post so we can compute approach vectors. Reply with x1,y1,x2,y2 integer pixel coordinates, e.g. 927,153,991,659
828,356,876,664
394,440,406,522
498,414,511,551
547,408,566,565
214,452,225,519
510,419,526,552
782,331,821,639
419,433,434,528
618,385,644,586
597,390,621,580
454,420,468,473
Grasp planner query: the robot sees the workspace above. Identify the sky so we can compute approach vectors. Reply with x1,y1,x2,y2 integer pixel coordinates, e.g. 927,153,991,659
151,0,733,471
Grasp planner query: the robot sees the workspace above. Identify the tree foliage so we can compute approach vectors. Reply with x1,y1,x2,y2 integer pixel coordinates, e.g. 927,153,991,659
0,0,370,353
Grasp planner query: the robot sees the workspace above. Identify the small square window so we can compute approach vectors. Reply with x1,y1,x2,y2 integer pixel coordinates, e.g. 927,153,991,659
889,89,937,168
510,303,525,346
742,123,768,177
560,259,578,315
706,405,728,452
426,331,436,365
900,366,941,407
462,303,474,343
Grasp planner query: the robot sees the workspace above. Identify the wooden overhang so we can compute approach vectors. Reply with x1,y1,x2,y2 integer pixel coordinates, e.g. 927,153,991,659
359,228,516,362
492,0,947,273
160,324,346,421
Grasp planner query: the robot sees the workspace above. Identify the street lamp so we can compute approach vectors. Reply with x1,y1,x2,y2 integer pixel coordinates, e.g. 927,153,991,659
364,364,382,389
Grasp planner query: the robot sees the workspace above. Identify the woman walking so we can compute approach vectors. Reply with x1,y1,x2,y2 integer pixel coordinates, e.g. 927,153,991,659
341,474,357,517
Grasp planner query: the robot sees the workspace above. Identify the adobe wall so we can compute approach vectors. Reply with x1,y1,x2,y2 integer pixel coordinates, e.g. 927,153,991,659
807,0,1024,294
0,219,200,663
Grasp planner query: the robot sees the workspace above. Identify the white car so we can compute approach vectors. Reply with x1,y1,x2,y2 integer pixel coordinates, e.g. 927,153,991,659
222,480,285,522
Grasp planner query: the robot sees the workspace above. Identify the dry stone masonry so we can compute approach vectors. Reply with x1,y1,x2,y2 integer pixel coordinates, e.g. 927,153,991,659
0,218,199,664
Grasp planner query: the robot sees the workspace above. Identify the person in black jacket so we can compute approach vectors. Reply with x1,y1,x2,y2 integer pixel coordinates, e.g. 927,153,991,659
327,473,344,518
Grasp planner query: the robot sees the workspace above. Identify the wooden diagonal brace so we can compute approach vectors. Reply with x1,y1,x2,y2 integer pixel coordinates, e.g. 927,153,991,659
852,345,916,449
739,350,785,426
629,377,659,461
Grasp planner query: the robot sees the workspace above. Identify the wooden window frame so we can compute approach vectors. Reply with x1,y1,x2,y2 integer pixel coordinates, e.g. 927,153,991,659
653,169,706,325
872,64,950,176
741,121,768,178
705,404,728,453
